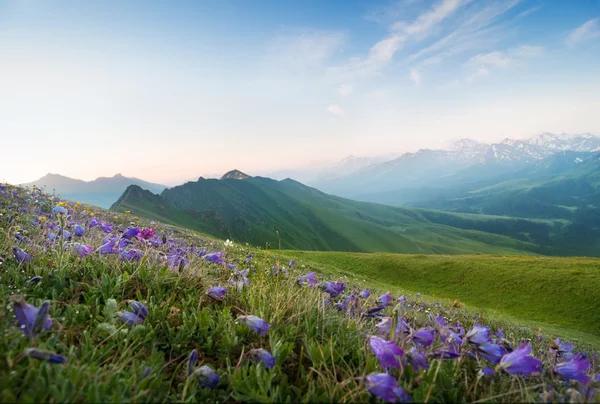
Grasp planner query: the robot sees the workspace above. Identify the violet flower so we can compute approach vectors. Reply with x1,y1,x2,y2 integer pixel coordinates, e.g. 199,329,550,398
321,281,345,297
364,373,411,403
412,328,435,347
248,348,276,369
377,292,393,307
476,343,507,364
499,344,542,375
237,315,270,336
207,286,227,300
195,365,220,387
554,353,590,383
466,325,491,345
368,336,404,370
12,297,52,337
24,348,66,364
13,247,33,263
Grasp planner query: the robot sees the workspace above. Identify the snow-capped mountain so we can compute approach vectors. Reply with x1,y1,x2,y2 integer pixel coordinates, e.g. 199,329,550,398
312,133,600,199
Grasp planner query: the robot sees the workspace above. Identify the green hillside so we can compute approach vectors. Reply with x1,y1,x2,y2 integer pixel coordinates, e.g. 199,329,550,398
110,173,573,255
279,251,600,342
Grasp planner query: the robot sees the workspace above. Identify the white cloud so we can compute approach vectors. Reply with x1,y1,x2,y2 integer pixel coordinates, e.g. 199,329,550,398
329,35,405,80
267,30,346,68
327,104,345,115
566,18,600,46
409,68,421,84
392,0,470,38
339,84,354,96
466,44,543,82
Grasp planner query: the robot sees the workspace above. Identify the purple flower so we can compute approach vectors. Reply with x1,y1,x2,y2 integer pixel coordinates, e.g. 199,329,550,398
73,225,85,237
321,281,345,297
376,318,392,336
407,347,429,371
248,348,276,369
499,344,542,375
298,272,318,287
12,297,52,337
368,336,404,370
439,327,463,347
24,348,66,364
246,254,252,263
120,248,143,262
377,292,393,307
98,239,118,255
204,251,224,264
553,338,575,360
554,353,590,383
195,365,220,387
466,325,491,345
140,228,155,240
238,315,270,336
359,289,371,299
480,367,495,376
289,260,295,267
429,349,461,360
207,286,227,300
476,343,507,364
122,227,141,239
13,247,33,263
52,206,67,215
73,244,94,258
364,373,411,403
435,316,448,327
412,328,435,347
187,349,199,376
101,223,113,233
117,301,148,327
89,218,101,227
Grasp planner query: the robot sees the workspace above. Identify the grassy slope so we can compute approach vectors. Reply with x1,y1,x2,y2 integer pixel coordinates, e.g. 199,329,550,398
279,251,600,344
113,179,553,256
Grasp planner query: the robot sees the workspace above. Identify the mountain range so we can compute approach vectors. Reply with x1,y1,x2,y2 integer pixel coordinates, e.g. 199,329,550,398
22,173,168,209
111,169,600,257
312,133,600,203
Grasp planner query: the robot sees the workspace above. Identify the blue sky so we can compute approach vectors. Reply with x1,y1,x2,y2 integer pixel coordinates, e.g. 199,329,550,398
1,0,599,184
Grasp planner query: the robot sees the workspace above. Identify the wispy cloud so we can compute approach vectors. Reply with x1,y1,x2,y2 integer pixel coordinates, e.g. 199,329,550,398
408,0,523,65
392,0,471,39
409,68,421,84
338,84,354,96
566,18,600,47
267,29,346,68
329,35,405,80
327,104,345,115
466,44,543,82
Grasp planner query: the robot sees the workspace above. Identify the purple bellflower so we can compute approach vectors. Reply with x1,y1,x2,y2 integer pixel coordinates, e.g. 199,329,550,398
237,315,270,336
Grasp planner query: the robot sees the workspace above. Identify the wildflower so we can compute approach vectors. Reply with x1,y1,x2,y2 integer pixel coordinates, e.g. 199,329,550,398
499,344,542,375
552,338,575,360
140,366,152,380
377,292,393,307
122,227,141,239
476,343,507,364
13,247,33,263
12,297,52,337
298,272,318,287
248,348,276,369
480,367,495,376
27,275,42,284
237,315,270,336
73,225,85,237
439,327,463,347
289,260,295,267
246,254,252,263
187,349,199,376
204,252,224,264
429,349,461,360
98,239,119,255
207,286,227,300
376,317,392,336
554,353,590,383
230,269,250,292
117,301,148,327
73,244,94,258
52,206,67,215
359,289,371,299
89,218,101,227
412,328,435,347
368,336,404,370
364,373,411,403
24,348,66,364
321,281,345,297
224,239,234,247
466,325,491,345
140,228,155,240
407,347,429,371
195,365,220,387
120,248,143,262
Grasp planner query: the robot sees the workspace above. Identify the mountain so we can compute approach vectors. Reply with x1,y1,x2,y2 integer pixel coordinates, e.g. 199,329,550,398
22,173,168,209
111,170,600,256
314,133,600,203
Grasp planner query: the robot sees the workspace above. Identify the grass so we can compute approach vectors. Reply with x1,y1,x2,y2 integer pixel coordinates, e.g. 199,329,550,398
1,184,599,402
278,251,600,345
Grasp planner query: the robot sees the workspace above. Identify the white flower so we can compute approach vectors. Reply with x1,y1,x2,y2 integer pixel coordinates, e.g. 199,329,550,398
224,239,234,247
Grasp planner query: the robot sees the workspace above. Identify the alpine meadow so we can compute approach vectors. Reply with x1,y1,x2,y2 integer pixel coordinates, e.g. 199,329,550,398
2,0,600,403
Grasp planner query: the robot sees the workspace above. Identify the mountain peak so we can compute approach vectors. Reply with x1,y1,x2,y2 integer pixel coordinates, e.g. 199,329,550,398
221,169,250,180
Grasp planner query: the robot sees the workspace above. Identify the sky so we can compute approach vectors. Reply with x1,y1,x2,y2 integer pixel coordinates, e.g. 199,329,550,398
1,0,599,185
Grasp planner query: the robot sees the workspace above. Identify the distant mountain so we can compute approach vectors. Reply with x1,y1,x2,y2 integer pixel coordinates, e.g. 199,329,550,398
111,170,599,256
314,133,600,202
22,173,168,209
